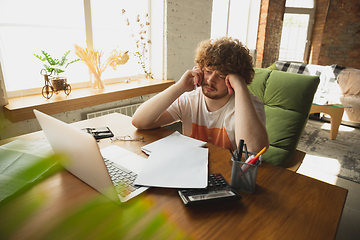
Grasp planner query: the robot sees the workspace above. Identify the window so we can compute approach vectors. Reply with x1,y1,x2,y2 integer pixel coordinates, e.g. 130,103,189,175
90,1,149,80
279,0,315,62
0,0,150,97
211,0,261,50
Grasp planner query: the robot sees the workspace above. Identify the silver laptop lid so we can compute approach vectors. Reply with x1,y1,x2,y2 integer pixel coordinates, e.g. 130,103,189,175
33,109,119,203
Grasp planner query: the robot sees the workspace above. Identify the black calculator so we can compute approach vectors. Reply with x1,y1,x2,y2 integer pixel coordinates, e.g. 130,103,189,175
178,173,241,206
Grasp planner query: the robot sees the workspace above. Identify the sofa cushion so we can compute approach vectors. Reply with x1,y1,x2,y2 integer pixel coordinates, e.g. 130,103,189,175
266,63,278,70
248,68,320,166
274,61,345,105
340,95,360,122
337,68,360,96
275,61,323,75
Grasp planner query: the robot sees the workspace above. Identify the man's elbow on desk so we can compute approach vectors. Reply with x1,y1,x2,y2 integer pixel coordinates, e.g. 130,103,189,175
132,111,177,130
131,116,163,130
131,110,152,130
131,117,148,130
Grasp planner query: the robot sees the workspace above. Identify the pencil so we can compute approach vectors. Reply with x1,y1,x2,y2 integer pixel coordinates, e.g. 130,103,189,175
255,147,267,158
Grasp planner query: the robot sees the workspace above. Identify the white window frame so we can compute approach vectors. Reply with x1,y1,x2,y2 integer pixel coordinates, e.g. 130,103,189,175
281,1,316,63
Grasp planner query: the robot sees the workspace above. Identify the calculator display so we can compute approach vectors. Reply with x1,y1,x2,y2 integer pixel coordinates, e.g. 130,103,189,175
188,190,236,201
178,173,241,206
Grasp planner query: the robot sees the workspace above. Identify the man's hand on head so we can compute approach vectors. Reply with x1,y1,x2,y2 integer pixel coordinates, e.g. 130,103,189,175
177,67,204,92
192,66,204,87
225,74,246,95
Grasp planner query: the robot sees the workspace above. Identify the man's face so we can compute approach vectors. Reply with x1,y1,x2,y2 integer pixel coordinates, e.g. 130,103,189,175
201,67,229,100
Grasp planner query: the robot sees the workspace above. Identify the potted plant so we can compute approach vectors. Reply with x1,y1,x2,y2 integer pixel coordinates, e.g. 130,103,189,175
34,50,80,92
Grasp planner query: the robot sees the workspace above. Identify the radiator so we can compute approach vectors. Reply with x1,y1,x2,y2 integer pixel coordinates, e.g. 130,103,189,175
86,103,142,119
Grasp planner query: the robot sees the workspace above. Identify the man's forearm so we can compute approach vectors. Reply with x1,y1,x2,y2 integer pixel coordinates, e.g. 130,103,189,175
131,83,185,129
234,84,269,153
132,69,202,129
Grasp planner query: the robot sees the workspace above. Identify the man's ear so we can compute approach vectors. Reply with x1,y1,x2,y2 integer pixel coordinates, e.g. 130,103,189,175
225,76,234,95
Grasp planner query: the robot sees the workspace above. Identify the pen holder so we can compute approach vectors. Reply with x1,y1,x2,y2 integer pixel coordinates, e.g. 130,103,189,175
230,156,261,194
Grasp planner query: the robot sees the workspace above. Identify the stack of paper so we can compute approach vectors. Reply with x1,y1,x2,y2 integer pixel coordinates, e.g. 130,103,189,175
135,132,208,188
141,131,206,155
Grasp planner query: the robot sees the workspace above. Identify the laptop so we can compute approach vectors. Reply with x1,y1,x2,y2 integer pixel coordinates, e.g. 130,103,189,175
33,109,148,204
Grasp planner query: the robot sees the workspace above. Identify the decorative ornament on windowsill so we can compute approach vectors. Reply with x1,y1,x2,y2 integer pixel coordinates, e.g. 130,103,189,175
122,9,153,81
74,43,130,90
34,50,80,99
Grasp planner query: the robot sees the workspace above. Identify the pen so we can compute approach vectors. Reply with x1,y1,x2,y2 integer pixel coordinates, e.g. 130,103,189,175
230,148,240,187
236,164,251,187
229,148,237,161
237,139,244,161
248,147,267,165
244,144,248,159
230,148,252,188
244,146,267,163
242,147,267,172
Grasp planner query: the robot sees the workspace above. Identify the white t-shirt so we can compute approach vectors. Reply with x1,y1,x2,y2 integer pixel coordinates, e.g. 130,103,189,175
167,87,266,150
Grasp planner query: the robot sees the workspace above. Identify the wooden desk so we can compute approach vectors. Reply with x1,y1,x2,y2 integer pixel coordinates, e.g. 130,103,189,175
0,113,348,239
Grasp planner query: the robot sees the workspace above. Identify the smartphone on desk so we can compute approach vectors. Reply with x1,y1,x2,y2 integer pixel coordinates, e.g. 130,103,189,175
81,127,114,140
178,173,241,206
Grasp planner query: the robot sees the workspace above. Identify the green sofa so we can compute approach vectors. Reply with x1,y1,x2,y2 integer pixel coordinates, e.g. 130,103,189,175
248,68,320,167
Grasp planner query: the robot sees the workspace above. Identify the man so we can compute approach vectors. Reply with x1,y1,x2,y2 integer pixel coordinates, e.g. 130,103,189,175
132,37,269,153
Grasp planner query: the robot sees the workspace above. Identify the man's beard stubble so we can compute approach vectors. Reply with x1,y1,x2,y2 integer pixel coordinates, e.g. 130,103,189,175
201,83,229,100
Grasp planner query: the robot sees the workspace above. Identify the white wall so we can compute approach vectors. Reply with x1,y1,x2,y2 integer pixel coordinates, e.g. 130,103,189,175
165,0,213,81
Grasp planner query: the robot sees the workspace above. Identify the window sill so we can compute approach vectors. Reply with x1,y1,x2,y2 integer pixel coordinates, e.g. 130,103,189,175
4,79,175,122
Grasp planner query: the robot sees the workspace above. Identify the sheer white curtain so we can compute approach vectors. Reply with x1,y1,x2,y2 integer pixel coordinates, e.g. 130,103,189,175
210,0,261,50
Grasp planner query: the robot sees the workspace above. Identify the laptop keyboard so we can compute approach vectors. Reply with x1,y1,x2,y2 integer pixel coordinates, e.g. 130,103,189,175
103,158,141,198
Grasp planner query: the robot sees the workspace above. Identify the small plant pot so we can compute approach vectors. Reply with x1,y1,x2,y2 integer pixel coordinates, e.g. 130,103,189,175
50,77,67,92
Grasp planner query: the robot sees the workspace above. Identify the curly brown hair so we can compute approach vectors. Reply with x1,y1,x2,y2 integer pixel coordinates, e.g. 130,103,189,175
194,37,254,85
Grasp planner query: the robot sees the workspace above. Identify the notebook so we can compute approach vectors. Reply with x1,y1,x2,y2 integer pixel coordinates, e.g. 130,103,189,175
33,110,148,203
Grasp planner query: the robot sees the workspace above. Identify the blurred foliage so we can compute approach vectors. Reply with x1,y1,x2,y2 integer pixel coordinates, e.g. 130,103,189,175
0,153,63,204
0,153,190,239
37,196,189,240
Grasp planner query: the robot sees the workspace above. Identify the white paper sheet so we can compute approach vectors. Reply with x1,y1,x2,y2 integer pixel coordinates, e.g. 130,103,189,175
135,145,208,188
0,138,53,158
100,145,147,174
141,131,206,155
